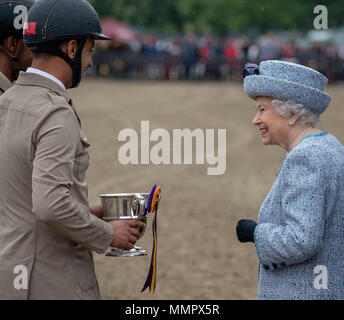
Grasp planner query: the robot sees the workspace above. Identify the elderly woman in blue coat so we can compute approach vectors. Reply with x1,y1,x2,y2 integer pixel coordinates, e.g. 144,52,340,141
236,60,344,299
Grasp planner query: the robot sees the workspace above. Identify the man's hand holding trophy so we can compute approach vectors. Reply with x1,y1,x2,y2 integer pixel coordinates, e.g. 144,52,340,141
109,220,144,251
90,205,145,251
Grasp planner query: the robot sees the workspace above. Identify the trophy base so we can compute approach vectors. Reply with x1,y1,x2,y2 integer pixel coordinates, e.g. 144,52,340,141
105,246,147,257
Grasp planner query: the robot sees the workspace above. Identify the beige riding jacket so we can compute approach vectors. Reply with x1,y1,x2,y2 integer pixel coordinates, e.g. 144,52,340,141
0,72,114,300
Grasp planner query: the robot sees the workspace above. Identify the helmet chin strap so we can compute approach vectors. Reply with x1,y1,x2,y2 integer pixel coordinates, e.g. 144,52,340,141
63,38,87,88
71,38,87,88
29,37,88,89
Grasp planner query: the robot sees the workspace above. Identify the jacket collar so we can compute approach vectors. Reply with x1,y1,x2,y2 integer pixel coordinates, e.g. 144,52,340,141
0,71,12,93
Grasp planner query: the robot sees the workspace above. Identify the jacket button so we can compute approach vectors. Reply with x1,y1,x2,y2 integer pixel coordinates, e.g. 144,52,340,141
263,265,270,270
272,263,278,269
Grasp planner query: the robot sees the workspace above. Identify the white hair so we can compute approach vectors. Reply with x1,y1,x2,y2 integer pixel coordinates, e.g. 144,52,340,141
271,99,321,127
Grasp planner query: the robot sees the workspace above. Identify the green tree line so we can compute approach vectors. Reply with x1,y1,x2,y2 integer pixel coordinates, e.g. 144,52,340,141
88,0,343,34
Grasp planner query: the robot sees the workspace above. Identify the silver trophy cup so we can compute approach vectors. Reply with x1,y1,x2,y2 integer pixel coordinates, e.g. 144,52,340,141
99,193,149,257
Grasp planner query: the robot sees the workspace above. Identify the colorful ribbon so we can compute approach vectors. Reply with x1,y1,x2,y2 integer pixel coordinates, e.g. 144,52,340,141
141,185,161,294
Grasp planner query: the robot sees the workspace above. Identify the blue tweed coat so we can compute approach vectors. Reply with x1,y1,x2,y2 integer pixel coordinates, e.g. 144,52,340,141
254,132,344,299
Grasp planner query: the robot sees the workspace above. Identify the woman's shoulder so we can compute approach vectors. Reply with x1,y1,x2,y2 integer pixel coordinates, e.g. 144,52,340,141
276,133,344,194
284,132,344,172
280,133,340,167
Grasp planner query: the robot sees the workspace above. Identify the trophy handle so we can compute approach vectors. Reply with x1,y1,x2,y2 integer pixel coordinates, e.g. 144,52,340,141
131,195,146,217
132,195,147,237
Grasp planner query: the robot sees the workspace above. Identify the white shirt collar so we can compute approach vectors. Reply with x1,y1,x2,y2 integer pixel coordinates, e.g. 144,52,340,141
26,67,66,90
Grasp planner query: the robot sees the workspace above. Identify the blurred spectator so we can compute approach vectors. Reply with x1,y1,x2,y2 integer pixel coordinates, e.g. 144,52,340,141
282,40,296,59
181,33,200,80
247,42,260,62
259,32,281,60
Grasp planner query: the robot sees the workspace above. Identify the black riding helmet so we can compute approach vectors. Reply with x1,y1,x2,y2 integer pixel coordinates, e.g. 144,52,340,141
0,0,35,64
0,0,35,40
24,0,112,88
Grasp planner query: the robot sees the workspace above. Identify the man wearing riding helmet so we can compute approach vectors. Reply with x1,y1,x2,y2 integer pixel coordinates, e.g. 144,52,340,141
0,0,144,299
0,0,35,95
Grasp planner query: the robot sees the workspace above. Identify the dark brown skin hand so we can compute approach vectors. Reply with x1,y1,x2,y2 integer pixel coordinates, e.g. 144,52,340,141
109,220,146,250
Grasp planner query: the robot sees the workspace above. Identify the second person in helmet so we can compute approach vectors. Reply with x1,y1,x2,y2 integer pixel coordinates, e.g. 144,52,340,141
0,0,35,94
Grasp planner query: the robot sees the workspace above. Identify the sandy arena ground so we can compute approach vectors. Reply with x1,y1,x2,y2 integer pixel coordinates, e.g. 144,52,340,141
69,79,344,300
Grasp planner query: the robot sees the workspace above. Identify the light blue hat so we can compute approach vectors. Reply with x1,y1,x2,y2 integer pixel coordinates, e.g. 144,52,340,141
243,60,331,114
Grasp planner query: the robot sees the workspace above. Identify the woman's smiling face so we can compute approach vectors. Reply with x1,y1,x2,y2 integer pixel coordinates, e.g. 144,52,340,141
252,96,290,148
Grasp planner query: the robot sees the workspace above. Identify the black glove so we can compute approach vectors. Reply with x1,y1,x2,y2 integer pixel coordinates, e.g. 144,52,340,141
236,219,257,243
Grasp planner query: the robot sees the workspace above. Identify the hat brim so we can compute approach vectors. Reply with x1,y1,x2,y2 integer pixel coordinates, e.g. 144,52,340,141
244,75,331,114
90,32,113,41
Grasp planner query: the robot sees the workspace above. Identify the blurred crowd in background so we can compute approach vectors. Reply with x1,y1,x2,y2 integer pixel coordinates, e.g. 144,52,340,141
88,19,344,82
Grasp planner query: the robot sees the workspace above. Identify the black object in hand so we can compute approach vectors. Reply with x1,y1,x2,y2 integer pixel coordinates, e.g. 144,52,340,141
236,219,257,243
